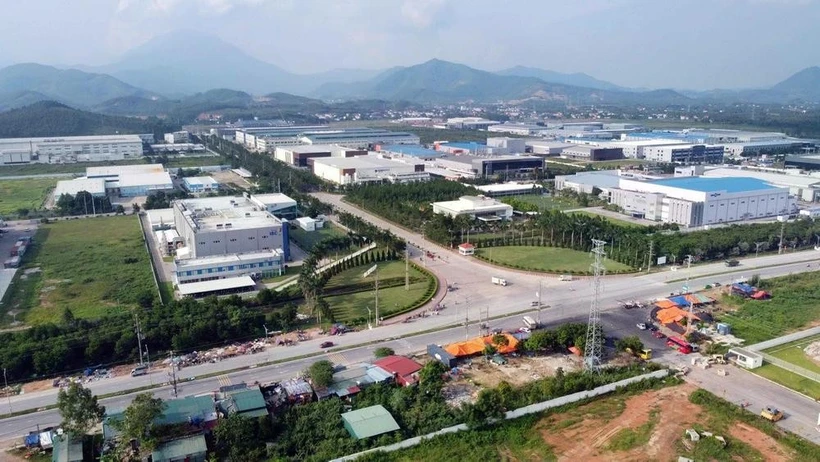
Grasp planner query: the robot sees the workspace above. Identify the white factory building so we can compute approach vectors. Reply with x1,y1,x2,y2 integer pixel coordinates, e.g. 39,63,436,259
248,193,299,218
610,177,793,227
54,163,173,199
172,195,290,261
0,134,144,165
701,166,820,202
311,155,428,185
486,137,526,154
274,144,365,167
173,249,285,286
432,196,513,221
164,131,190,144
525,140,576,156
475,182,543,197
641,144,725,164
182,176,220,193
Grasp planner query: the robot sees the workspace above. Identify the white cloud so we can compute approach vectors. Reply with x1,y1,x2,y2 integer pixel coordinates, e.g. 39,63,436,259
117,0,267,16
400,0,449,28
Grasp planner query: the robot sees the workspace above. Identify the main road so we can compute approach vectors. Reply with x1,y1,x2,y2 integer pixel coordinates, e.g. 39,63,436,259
2,194,820,444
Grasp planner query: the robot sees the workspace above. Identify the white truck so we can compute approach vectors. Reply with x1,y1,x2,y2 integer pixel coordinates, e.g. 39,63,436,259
523,316,539,329
559,274,573,281
492,277,507,286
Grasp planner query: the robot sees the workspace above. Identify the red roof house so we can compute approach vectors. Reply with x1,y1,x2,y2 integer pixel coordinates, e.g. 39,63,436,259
373,356,423,387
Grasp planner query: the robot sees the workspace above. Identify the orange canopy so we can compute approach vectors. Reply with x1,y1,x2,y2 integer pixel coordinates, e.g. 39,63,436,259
444,333,519,357
654,300,677,309
656,307,701,325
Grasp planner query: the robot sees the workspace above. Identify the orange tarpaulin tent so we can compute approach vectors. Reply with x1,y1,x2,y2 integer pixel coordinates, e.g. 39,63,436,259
654,300,677,309
656,307,701,325
444,333,519,357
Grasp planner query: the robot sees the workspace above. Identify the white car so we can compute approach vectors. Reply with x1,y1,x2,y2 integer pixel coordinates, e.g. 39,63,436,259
518,327,531,333
636,323,647,330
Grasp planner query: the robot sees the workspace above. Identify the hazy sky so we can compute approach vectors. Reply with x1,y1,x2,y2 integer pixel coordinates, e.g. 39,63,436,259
2,0,819,90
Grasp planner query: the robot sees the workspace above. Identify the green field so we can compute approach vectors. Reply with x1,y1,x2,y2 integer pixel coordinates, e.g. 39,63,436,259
0,159,146,177
764,334,820,375
506,194,577,211
0,178,56,216
262,265,300,284
2,216,156,325
567,210,645,228
163,155,227,168
476,246,632,274
323,260,434,323
289,222,349,252
752,363,820,398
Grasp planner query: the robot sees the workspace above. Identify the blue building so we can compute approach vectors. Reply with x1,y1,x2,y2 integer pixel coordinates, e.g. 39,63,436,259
182,176,220,193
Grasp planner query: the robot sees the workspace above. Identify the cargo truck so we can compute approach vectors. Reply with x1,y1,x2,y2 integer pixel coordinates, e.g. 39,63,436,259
523,316,539,329
761,407,784,422
492,277,507,286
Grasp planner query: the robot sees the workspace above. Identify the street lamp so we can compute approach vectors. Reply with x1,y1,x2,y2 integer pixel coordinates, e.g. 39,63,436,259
3,368,11,415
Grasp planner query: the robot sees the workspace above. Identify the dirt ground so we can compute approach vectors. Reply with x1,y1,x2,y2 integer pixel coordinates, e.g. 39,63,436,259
462,353,583,388
539,383,795,461
211,170,251,191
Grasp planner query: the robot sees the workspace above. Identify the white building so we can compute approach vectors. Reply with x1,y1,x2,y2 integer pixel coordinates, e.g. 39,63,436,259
147,208,175,230
554,170,628,195
53,178,107,198
249,193,298,218
311,155,428,185
274,144,365,167
475,182,543,197
150,143,205,154
172,195,289,260
0,135,144,165
525,140,575,156
182,176,220,193
299,130,420,148
611,176,792,227
432,196,513,221
155,229,183,255
164,131,190,144
173,249,285,285
486,137,526,154
702,166,820,202
445,117,500,130
642,144,724,164
487,123,547,136
596,139,687,159
295,217,321,232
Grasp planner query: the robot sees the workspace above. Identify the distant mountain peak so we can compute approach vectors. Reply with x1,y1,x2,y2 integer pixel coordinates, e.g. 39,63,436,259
496,65,625,91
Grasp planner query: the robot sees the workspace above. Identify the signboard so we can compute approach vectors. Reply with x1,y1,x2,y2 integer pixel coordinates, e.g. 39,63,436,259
657,256,667,266
363,264,378,278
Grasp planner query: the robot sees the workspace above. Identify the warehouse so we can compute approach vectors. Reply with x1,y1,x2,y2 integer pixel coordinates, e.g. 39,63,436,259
702,166,820,202
274,144,365,167
611,176,792,227
182,176,220,193
235,126,324,148
486,137,526,154
554,171,625,195
53,178,107,198
172,195,289,260
642,144,724,164
300,130,420,148
433,154,544,179
86,163,166,179
311,155,428,185
488,123,549,136
595,139,687,159
561,145,624,161
0,134,144,165
249,193,298,218
785,154,820,170
723,140,810,157
432,196,513,221
173,249,285,285
525,140,575,156
436,142,493,155
115,172,175,197
476,182,543,197
377,144,443,161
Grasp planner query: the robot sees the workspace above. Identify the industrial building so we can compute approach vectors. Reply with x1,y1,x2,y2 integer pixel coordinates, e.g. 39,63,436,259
561,145,624,161
433,155,544,179
488,123,549,136
377,144,443,161
436,142,492,155
444,117,500,130
525,140,575,156
701,166,820,202
475,182,543,197
610,177,792,227
274,144,365,167
641,144,724,164
173,249,285,285
54,163,173,198
249,193,298,218
723,140,811,157
172,195,289,260
299,129,419,148
182,176,220,193
311,155,428,185
554,170,627,195
486,137,526,154
149,143,205,154
0,134,144,165
164,131,190,144
432,196,513,221
594,139,688,159
235,126,324,149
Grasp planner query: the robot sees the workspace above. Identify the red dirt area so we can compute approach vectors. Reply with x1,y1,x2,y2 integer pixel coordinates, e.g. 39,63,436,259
539,384,793,461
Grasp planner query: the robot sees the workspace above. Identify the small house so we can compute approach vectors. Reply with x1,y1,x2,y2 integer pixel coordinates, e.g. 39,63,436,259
373,355,423,387
52,434,84,462
341,405,400,440
458,243,475,256
219,387,269,418
295,217,317,232
151,434,208,462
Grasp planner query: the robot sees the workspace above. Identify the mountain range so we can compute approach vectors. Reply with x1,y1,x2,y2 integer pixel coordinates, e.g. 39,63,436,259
0,31,819,115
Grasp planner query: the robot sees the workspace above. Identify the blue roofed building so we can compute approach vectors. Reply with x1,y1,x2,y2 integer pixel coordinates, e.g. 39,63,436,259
611,176,794,227
379,144,442,160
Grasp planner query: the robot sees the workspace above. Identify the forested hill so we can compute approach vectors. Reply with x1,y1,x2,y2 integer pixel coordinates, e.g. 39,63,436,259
0,101,178,138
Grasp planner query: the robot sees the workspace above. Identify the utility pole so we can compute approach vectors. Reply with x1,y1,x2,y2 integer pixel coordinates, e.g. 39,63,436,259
779,221,786,255
168,351,178,398
405,245,410,291
537,279,543,325
647,240,654,273
684,255,694,335
375,268,379,325
755,242,763,259
134,314,144,366
3,368,11,414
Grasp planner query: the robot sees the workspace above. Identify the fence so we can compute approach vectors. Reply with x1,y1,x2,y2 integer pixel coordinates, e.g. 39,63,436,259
746,325,820,352
330,369,670,462
758,353,820,385
274,242,377,292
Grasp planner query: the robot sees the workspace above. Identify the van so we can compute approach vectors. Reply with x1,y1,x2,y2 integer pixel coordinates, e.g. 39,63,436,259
130,365,148,377
559,275,573,282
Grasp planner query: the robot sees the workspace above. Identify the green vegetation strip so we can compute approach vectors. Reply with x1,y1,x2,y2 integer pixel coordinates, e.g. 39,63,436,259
751,363,820,398
475,246,633,274
0,178,56,216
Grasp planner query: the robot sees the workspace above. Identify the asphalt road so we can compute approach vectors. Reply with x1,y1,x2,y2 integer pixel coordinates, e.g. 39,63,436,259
2,195,820,444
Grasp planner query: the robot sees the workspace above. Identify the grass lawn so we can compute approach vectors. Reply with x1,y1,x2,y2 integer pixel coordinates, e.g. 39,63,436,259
764,334,820,376
289,223,350,253
505,194,577,211
476,246,633,274
567,210,645,228
325,260,425,289
262,265,301,284
3,216,156,325
752,363,820,398
163,155,227,168
0,178,56,216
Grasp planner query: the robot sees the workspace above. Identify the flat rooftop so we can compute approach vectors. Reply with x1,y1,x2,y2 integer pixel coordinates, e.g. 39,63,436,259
250,193,297,206
183,176,219,186
175,249,284,269
650,176,781,193
558,170,622,189
54,178,107,197
178,276,257,296
379,144,442,158
278,144,339,153
703,167,820,188
477,182,543,193
86,163,165,177
313,155,420,169
0,134,143,144
175,196,283,231
118,171,173,188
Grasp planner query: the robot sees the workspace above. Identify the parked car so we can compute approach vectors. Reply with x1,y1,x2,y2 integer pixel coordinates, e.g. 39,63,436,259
636,323,647,330
517,327,531,333
320,341,334,349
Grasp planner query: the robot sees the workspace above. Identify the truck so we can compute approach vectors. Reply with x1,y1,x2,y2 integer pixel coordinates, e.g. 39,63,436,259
626,347,653,360
523,316,539,329
559,274,573,281
725,259,740,267
492,277,507,286
761,406,784,422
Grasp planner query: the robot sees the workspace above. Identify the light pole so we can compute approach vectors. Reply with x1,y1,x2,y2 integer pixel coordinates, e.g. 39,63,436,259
3,368,11,414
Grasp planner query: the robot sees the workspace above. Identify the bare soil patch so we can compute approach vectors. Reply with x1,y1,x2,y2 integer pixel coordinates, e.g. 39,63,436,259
462,354,583,388
729,423,793,462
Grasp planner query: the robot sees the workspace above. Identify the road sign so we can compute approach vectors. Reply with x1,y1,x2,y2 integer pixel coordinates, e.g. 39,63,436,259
363,264,378,278
682,284,689,292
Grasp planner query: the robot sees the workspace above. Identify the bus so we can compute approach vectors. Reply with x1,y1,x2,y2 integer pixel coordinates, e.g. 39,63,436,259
667,336,693,354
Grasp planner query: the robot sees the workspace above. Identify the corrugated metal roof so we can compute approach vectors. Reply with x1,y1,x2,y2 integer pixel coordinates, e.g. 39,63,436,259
177,276,256,296
342,405,400,439
227,388,268,416
151,435,207,461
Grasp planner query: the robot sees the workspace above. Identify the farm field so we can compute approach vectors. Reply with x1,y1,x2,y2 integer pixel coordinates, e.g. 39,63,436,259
2,216,156,325
475,246,632,274
359,384,804,462
289,222,350,253
763,333,820,376
0,178,57,216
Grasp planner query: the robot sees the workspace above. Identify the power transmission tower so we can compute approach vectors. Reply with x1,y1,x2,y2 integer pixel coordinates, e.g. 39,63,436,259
584,239,607,373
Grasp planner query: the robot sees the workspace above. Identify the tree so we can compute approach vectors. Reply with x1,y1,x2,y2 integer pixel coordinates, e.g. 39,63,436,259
463,388,505,429
214,414,266,461
132,203,141,214
418,360,448,395
114,205,125,215
306,360,334,388
373,347,395,358
615,335,644,353
483,344,497,357
56,382,105,437
113,393,165,455
491,334,509,347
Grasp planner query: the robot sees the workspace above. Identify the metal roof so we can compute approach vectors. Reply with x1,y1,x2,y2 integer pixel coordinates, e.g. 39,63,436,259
650,176,781,193
380,144,443,158
226,388,268,417
151,435,207,461
342,405,400,439
177,276,257,296
157,395,217,426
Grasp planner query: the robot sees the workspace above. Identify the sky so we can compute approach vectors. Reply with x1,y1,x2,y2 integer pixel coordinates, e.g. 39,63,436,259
1,0,819,90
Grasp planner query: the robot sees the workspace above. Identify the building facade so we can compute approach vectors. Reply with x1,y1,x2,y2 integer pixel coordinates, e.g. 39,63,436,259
0,135,144,165
182,176,220,193
311,155,428,185
562,145,624,161
164,131,190,144
432,196,513,220
642,144,724,164
173,249,284,285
